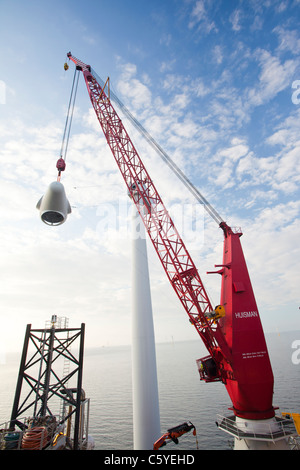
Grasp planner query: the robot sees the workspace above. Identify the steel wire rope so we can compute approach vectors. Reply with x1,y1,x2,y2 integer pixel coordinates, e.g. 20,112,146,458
60,67,80,163
91,69,224,226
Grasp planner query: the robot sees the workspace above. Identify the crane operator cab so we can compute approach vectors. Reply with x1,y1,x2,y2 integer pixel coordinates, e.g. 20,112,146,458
195,306,225,382
196,356,220,382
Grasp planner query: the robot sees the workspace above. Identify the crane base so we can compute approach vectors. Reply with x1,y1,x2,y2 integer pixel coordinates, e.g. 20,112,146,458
217,414,297,450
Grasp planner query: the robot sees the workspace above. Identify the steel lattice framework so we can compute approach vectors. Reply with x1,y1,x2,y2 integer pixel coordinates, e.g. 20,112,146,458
9,321,86,449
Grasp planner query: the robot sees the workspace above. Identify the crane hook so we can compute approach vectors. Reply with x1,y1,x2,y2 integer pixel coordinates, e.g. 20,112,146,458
56,157,66,181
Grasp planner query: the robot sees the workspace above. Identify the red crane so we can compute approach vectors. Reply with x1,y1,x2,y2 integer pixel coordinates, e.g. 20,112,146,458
66,53,274,422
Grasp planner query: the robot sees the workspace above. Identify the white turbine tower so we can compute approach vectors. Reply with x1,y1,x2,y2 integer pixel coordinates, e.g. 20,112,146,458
130,192,161,450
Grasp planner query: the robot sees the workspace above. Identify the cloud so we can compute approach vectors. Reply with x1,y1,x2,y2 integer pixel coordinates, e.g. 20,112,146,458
232,208,300,337
212,45,223,65
216,137,249,162
229,9,242,32
247,49,299,106
250,15,263,31
275,1,288,13
267,108,300,147
235,144,300,196
192,77,211,97
208,138,250,189
188,0,206,27
236,152,275,187
188,0,217,34
266,108,300,193
159,33,172,47
159,59,176,73
274,26,300,54
273,146,300,192
116,62,152,112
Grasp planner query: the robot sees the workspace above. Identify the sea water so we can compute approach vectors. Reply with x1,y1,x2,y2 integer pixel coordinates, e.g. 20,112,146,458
0,331,299,450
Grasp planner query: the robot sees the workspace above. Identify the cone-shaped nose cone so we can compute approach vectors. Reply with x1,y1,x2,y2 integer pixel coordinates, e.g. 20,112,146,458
36,181,72,226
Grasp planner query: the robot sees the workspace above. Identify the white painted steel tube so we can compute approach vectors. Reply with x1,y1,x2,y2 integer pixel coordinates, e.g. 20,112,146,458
234,416,290,450
131,205,161,450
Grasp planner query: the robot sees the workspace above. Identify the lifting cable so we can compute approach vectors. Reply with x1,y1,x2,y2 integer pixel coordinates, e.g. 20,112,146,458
91,68,224,226
57,67,80,180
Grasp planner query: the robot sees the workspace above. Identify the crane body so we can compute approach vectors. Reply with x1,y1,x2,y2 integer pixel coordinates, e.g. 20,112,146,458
212,223,274,420
65,53,282,439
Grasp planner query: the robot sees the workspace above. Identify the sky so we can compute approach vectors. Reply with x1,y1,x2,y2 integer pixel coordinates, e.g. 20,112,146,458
0,0,299,357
